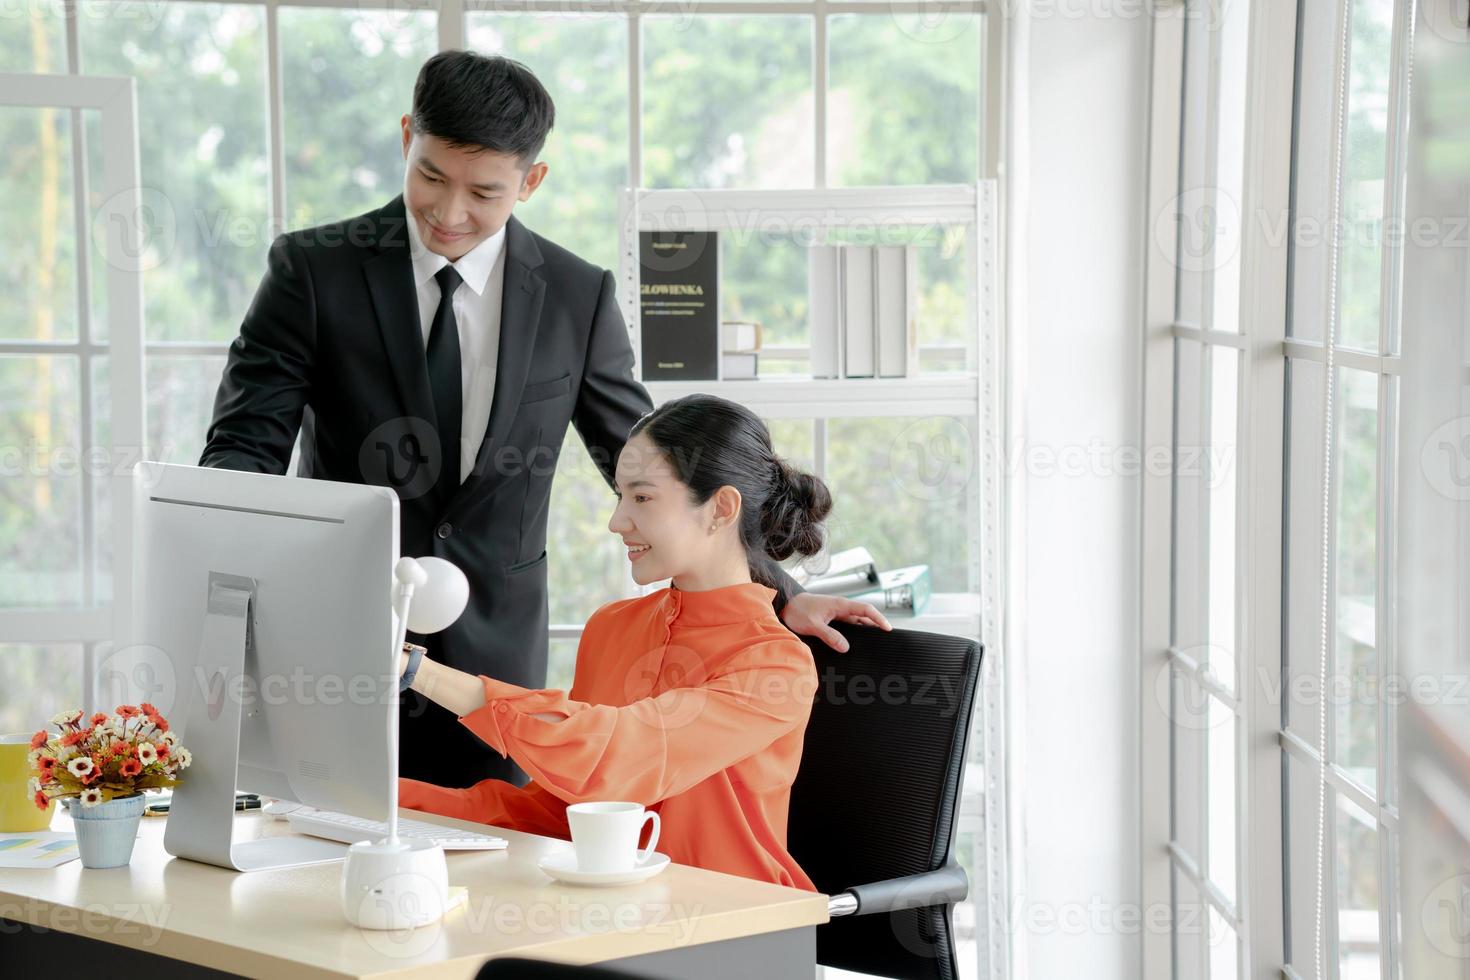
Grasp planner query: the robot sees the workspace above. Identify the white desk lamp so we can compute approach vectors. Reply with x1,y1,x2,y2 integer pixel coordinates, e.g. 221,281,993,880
341,556,470,931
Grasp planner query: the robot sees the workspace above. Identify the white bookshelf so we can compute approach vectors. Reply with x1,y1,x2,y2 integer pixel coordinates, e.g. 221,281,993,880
643,374,980,419
604,182,997,644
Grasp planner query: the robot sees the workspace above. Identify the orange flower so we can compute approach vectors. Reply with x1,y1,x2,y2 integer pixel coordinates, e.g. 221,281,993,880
139,702,158,716
90,713,108,727
152,716,169,733
156,743,170,758
80,771,99,786
111,742,132,756
33,790,48,811
29,730,47,750
60,730,88,747
118,758,142,778
37,756,56,777
116,705,140,719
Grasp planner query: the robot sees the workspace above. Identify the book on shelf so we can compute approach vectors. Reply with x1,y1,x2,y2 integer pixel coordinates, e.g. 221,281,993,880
722,320,762,352
639,230,719,380
808,246,843,378
721,351,759,380
808,244,918,381
851,565,933,617
875,245,919,378
841,246,876,378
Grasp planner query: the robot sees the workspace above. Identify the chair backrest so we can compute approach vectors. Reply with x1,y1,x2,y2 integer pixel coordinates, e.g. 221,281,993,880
788,621,982,980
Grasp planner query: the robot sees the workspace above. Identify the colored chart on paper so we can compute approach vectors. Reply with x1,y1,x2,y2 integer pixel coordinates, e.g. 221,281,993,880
0,833,80,868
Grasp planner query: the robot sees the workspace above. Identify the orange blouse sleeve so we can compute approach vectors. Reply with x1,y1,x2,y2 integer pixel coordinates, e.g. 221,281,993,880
453,641,816,807
398,775,571,839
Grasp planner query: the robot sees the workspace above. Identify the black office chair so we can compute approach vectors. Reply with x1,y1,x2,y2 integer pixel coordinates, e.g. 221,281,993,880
475,957,650,979
789,621,982,980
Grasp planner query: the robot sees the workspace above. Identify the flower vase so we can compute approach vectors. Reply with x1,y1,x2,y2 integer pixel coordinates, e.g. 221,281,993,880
64,793,147,868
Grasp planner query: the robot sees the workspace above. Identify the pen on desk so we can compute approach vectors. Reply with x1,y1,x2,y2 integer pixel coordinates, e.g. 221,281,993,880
144,796,262,816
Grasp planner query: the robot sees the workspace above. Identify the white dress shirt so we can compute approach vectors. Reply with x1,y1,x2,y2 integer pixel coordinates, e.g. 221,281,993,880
405,215,508,484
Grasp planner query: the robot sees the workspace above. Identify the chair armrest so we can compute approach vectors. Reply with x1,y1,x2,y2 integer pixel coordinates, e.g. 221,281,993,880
827,862,969,918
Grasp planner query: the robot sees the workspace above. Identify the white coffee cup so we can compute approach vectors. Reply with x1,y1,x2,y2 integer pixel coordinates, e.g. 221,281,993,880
565,801,660,873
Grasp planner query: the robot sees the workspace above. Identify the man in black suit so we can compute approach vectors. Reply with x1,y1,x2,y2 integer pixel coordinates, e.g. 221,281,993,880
200,51,886,788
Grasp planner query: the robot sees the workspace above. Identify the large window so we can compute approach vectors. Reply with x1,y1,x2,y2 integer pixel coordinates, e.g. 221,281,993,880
3,4,1001,978
1281,0,1408,976
1147,0,1414,977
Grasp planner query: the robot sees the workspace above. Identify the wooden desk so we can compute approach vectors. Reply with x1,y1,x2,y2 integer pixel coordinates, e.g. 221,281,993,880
0,806,828,979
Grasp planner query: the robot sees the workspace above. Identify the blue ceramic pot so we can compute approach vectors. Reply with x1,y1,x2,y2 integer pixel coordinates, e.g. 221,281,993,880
63,793,147,868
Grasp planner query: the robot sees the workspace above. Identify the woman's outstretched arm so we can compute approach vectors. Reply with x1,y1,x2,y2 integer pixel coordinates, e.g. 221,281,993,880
399,641,816,806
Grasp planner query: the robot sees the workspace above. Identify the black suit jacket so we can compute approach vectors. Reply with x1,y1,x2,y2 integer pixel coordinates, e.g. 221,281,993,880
201,195,798,788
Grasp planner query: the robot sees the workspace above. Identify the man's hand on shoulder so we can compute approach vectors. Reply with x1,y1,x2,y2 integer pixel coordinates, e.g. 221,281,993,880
778,592,893,653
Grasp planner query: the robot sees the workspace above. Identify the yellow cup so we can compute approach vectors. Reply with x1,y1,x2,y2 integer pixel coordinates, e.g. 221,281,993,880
0,733,55,832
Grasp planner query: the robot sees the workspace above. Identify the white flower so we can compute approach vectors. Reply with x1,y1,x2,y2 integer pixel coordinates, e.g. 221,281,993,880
79,788,103,807
50,709,83,726
107,717,126,737
67,757,95,778
56,745,76,763
27,749,40,767
137,743,158,765
27,776,40,796
160,731,179,747
173,747,192,769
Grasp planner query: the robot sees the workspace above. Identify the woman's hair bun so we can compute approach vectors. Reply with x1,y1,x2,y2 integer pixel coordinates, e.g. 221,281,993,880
760,460,832,562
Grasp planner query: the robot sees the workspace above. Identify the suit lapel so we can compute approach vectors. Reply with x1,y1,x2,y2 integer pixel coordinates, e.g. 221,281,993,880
363,196,437,429
449,215,547,513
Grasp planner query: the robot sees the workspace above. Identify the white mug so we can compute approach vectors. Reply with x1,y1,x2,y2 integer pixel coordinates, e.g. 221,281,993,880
565,801,660,873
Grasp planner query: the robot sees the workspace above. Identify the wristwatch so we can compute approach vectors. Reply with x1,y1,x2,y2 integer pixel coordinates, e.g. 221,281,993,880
399,642,428,693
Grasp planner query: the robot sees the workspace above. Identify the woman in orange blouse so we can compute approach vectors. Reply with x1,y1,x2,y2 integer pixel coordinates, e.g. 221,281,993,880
397,394,890,889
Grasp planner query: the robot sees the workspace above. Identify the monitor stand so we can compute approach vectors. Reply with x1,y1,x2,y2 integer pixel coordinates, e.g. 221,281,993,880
162,573,348,872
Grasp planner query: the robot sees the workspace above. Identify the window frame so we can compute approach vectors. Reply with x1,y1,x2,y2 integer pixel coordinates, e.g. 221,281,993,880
4,5,1009,980
1143,0,1413,978
0,69,147,715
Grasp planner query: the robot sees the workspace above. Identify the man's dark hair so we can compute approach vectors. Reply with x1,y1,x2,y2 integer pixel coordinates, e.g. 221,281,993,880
410,51,554,167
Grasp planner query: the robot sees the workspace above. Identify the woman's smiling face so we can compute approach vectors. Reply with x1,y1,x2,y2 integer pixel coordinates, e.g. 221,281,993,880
607,432,730,587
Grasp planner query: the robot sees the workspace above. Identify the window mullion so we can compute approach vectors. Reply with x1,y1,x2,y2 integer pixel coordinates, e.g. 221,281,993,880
813,4,826,189
627,12,641,188
266,0,286,236
438,0,465,50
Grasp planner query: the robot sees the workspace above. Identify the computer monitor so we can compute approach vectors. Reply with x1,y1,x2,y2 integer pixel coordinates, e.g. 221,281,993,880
127,462,399,872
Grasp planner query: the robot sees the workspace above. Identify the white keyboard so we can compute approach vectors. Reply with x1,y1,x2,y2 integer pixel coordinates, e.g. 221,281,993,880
286,806,508,851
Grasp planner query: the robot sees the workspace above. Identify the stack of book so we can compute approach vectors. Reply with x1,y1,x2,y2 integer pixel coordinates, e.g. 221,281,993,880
721,320,761,380
808,245,919,380
793,546,933,617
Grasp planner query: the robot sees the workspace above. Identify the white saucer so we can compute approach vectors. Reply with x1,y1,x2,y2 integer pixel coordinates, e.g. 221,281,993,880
538,851,671,886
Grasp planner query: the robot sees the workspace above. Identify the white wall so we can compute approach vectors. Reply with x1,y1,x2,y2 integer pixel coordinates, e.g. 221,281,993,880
1004,4,1151,977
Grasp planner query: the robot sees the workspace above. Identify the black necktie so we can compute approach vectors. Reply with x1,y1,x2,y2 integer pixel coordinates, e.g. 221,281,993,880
426,265,463,499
